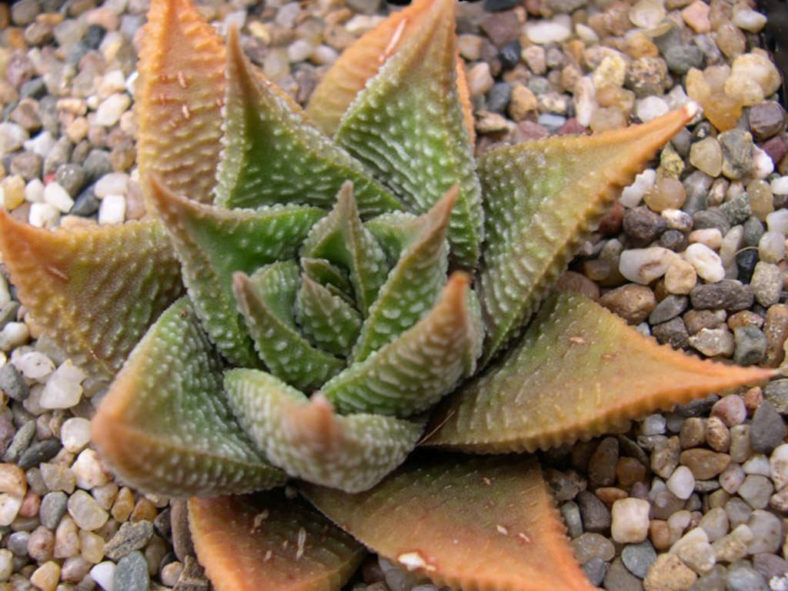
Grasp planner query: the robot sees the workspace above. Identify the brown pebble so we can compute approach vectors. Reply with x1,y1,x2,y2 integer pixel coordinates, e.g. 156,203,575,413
679,417,706,448
728,310,764,330
556,271,600,301
705,416,731,452
616,457,647,488
130,498,157,522
742,386,763,414
595,486,628,506
649,519,671,550
764,303,788,367
599,284,656,324
680,449,731,480
711,394,747,426
19,490,40,518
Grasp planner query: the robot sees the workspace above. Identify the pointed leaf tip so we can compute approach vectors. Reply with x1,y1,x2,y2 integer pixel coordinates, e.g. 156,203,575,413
428,292,775,453
304,454,597,591
189,492,365,591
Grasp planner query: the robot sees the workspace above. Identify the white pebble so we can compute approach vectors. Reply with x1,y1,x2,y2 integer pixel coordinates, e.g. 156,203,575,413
759,231,785,263
0,122,29,156
619,246,675,284
732,6,767,32
287,39,314,63
67,490,109,530
665,257,699,294
620,169,656,208
770,444,788,490
770,176,788,196
14,351,54,381
89,561,115,591
636,96,669,122
719,225,744,268
0,494,21,526
0,276,9,308
0,549,12,581
667,465,695,500
573,76,596,128
98,195,126,225
662,208,694,231
684,243,724,283
525,16,572,44
0,323,29,352
767,209,788,236
40,360,86,409
93,93,131,127
747,510,782,554
742,454,771,476
25,178,45,203
611,498,650,543
23,131,55,158
72,449,111,490
98,69,126,97
44,182,75,213
751,146,774,179
93,173,128,198
688,228,722,250
312,44,338,66
699,507,729,542
61,418,92,453
28,202,60,228
719,463,745,493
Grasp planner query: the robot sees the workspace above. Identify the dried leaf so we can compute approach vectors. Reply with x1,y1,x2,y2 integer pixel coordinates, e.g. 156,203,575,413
427,291,776,453
304,454,596,591
224,370,423,492
334,0,482,268
322,273,480,417
478,105,698,365
233,264,345,391
215,28,402,217
137,0,226,203
0,213,182,379
189,491,365,591
92,298,285,496
146,177,324,367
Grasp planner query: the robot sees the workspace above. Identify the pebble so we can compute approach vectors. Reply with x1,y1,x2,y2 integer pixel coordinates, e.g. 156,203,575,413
67,490,109,531
771,443,788,490
644,553,697,590
89,561,115,591
711,396,746,427
750,401,786,454
98,193,126,224
524,16,572,45
30,560,60,591
104,520,154,561
746,510,782,554
672,527,715,575
621,169,656,208
0,123,29,156
93,93,131,127
763,380,788,414
39,360,85,409
666,465,695,500
664,258,698,295
698,507,728,542
712,524,752,562
73,449,111,489
689,327,734,357
724,53,782,106
690,280,753,311
732,325,767,366
758,231,785,263
39,492,67,530
680,449,730,479
718,129,754,180
619,247,675,284
738,474,772,509
0,364,29,401
684,243,724,283
571,532,616,563
18,439,61,470
727,565,768,591
611,498,650,543
61,417,91,453
577,490,611,533
599,284,656,324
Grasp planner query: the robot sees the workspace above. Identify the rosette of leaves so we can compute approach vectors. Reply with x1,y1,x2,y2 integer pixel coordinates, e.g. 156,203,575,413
0,0,774,589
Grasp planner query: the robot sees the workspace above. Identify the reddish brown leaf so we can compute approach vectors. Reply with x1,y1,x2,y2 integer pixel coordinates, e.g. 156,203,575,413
426,292,776,453
305,454,596,591
137,0,226,203
189,492,365,591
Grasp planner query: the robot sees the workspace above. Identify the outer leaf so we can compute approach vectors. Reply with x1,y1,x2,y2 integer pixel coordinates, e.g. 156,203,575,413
351,186,454,362
190,492,364,591
322,273,481,417
233,265,345,391
306,0,474,142
92,298,285,497
479,105,697,364
0,213,182,379
427,291,776,453
147,177,324,367
304,454,597,591
137,0,225,203
295,275,362,357
301,182,389,316
334,0,483,268
214,28,402,217
224,369,423,492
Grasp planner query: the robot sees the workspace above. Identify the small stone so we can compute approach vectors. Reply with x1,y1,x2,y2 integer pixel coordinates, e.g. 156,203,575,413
94,93,131,127
30,560,60,591
653,317,690,349
619,247,675,284
690,280,753,311
571,532,616,563
680,449,730,479
666,465,695,500
771,443,788,490
67,490,109,531
61,417,91,453
621,541,656,578
699,507,728,542
621,169,656,208
729,425,753,464
750,262,782,308
73,449,111,490
652,436,681,478
577,490,611,533
711,395,746,427
684,243,725,283
600,284,656,324
726,566,768,591
98,194,126,224
466,63,494,97
646,177,686,212
750,401,786,453
738,474,772,509
733,325,767,366
748,102,785,141
757,231,784,264
689,327,735,357
624,205,668,245
605,557,643,590
665,258,697,295
720,194,751,226
643,553,697,591
611,498,650,544
40,360,85,409
672,527,715,575
18,439,61,470
89,561,115,591
40,462,76,494
724,53,782,106
0,493,22,526
561,502,583,538
0,123,29,156
508,85,537,121
679,417,706,449
524,16,572,45
746,509,783,554
581,557,606,587
0,364,29,401
104,520,154,561
39,492,67,530
712,523,752,562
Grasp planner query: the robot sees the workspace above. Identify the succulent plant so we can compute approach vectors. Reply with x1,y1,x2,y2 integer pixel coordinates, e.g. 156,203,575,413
0,0,775,589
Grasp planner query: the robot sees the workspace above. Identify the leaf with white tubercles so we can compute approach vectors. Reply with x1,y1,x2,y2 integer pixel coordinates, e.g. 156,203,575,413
92,298,285,496
334,0,482,268
295,275,362,358
427,291,776,453
301,182,389,316
322,273,481,417
224,369,423,492
351,186,455,363
301,258,355,303
0,213,182,380
478,106,698,365
147,177,324,367
214,28,402,217
233,263,345,392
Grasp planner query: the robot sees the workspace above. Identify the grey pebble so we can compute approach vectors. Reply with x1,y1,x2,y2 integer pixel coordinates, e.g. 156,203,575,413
43,136,72,176
725,497,753,528
17,438,61,470
683,170,713,213
750,262,782,308
726,565,769,591
581,557,607,586
10,152,42,180
752,553,788,580
55,163,86,197
659,228,688,251
653,317,690,349
664,44,704,74
737,475,773,510
623,206,667,245
486,82,511,114
720,193,752,225
70,186,100,217
719,129,754,179
114,551,150,591
171,499,194,562
576,490,610,533
748,101,786,141
105,520,155,561
621,541,657,578
690,280,754,312
742,217,765,247
603,557,643,591
588,437,618,488
694,565,729,591
0,302,20,330
733,325,767,366
0,363,29,401
694,207,732,234
561,501,583,538
763,380,788,415
3,420,35,463
83,149,112,181
39,492,68,530
572,532,615,563
173,555,210,591
750,401,786,453
649,295,688,325
11,0,40,26
7,531,30,557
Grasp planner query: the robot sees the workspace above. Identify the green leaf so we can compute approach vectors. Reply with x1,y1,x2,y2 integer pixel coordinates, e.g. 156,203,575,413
147,177,324,367
92,298,285,497
233,263,345,391
301,182,389,316
334,0,482,268
301,258,353,298
322,273,481,417
351,186,454,363
304,454,597,591
214,27,403,218
427,291,776,453
189,492,365,591
295,275,362,357
189,490,365,591
224,369,423,492
478,106,697,364
0,213,182,380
